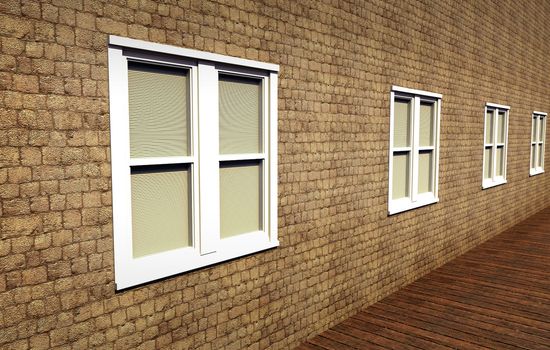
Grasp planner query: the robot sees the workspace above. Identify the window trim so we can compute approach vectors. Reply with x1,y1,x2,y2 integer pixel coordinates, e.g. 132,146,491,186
108,36,279,290
482,103,510,189
388,86,442,215
530,111,547,176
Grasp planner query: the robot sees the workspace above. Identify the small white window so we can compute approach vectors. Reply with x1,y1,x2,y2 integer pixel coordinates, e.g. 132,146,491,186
530,111,546,176
482,103,509,189
389,86,441,215
108,36,279,289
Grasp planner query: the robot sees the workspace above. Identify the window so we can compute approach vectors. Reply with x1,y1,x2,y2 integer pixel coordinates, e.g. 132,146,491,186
108,36,279,290
530,111,546,175
482,103,509,188
389,86,441,215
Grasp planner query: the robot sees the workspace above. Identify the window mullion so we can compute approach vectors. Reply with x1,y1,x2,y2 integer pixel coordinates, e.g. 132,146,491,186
492,108,498,181
197,61,220,255
411,96,420,202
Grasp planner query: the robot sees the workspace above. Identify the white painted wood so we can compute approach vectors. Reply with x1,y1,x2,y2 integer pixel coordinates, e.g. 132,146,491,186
110,35,279,72
197,62,219,255
486,102,510,110
269,72,278,244
533,111,548,116
391,85,442,99
129,156,194,166
109,38,279,290
389,87,441,215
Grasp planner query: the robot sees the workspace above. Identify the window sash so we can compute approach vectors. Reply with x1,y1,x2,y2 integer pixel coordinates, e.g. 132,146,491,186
389,89,440,215
482,106,509,188
109,42,278,290
530,114,546,174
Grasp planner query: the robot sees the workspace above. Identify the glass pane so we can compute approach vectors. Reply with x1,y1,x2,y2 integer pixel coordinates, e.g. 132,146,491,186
531,144,536,169
128,62,189,158
220,161,261,238
484,147,492,179
485,110,494,144
538,144,544,168
393,99,411,147
539,117,545,142
497,111,506,144
219,75,262,154
419,102,434,147
532,117,538,142
418,151,433,194
392,152,409,200
496,146,504,177
131,165,191,258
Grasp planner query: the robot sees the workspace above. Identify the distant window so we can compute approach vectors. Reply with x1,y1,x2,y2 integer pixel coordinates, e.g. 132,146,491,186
482,103,509,189
530,112,546,175
108,36,279,289
389,86,441,215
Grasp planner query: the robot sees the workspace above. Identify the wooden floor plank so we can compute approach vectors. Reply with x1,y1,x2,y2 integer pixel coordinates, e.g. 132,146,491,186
295,207,550,350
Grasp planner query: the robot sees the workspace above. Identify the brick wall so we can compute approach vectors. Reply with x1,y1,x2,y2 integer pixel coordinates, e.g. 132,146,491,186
1,0,550,349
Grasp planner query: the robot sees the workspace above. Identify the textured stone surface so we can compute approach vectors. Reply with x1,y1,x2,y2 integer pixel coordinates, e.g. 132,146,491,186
1,0,550,349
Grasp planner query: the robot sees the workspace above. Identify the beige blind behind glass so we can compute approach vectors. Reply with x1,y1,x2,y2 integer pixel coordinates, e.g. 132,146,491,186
128,62,189,158
392,153,409,200
219,75,262,154
418,151,433,193
393,99,410,147
131,166,191,258
485,110,494,143
497,111,505,144
419,102,434,147
220,161,261,238
484,148,492,179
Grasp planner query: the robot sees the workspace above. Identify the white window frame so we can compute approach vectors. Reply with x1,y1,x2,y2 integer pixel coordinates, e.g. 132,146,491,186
388,86,442,215
108,36,279,290
530,111,546,176
482,103,510,189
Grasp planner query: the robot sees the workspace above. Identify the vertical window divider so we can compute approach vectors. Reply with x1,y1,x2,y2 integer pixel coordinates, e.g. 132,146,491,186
411,96,420,203
197,61,219,255
492,107,498,182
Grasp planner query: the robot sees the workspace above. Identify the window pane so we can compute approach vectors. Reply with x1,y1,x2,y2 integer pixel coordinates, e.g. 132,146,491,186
128,62,189,158
532,117,538,142
531,144,536,169
484,147,492,179
418,151,433,194
496,146,504,176
538,144,544,168
419,102,434,147
497,111,506,144
219,75,262,154
131,165,191,258
392,152,409,200
485,110,494,144
539,117,545,142
393,99,411,147
220,161,261,238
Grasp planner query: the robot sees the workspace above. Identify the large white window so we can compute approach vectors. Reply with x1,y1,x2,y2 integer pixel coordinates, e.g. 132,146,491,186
108,36,279,289
389,86,441,215
530,111,546,176
482,103,509,189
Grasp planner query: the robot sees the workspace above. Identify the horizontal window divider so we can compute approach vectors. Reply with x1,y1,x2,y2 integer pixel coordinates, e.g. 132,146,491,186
418,146,435,151
129,156,194,167
219,153,265,162
392,147,412,153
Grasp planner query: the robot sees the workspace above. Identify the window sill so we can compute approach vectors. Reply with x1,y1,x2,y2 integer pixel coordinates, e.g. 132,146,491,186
388,195,439,215
530,169,544,176
482,178,507,189
115,236,279,290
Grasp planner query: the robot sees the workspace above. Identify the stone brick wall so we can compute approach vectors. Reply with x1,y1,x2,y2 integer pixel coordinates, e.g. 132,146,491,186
1,0,550,349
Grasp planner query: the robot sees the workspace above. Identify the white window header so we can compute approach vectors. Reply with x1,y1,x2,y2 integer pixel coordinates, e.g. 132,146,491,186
391,85,443,99
486,102,510,110
533,111,548,116
109,35,280,73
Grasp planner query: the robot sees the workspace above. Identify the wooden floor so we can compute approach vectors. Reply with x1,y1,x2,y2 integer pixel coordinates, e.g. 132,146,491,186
297,207,550,350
